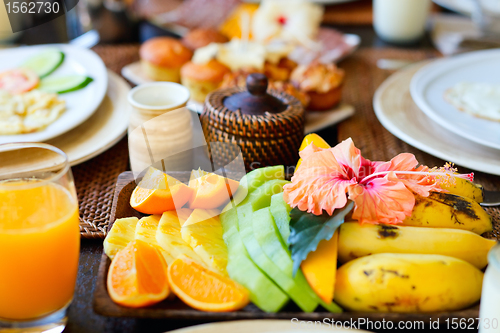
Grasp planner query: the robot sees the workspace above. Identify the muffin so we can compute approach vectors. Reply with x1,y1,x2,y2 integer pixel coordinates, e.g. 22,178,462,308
140,37,193,82
182,28,229,51
181,60,231,103
290,62,344,111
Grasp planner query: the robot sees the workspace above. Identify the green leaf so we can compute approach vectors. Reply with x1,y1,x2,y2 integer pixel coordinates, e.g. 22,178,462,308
288,201,354,276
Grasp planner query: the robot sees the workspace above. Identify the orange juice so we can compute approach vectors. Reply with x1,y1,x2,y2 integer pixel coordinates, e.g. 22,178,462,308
0,181,80,320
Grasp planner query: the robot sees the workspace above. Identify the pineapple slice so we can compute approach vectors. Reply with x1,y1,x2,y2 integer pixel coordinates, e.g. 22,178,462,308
181,209,228,275
134,215,174,265
156,208,203,265
104,217,139,260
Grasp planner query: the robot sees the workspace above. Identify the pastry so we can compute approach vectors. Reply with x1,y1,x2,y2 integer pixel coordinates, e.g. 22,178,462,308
140,37,193,82
181,28,228,51
291,62,344,111
181,60,231,103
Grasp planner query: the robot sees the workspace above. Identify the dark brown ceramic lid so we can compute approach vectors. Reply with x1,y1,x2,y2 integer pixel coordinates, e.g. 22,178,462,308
223,73,287,115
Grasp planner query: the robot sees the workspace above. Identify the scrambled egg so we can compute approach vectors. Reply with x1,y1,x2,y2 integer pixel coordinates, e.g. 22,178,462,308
0,89,66,135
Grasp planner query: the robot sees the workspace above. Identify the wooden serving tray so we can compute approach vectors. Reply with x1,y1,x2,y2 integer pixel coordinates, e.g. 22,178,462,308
93,171,480,322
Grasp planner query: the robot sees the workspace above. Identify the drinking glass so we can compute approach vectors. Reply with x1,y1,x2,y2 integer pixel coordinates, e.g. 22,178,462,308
0,143,80,333
373,0,432,44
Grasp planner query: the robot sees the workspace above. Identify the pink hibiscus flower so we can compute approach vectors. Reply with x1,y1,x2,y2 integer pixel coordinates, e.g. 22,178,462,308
283,138,472,225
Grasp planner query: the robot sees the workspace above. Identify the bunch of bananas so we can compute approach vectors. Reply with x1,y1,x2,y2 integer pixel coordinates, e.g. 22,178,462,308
298,134,497,313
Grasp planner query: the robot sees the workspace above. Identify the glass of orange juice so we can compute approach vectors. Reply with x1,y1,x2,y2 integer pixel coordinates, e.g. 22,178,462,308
0,143,80,333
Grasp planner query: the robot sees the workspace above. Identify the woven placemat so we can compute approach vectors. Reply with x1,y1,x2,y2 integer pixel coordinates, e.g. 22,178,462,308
76,45,500,239
337,47,500,240
74,45,140,239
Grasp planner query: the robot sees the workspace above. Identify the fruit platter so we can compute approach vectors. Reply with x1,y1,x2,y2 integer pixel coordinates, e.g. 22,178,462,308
94,133,496,321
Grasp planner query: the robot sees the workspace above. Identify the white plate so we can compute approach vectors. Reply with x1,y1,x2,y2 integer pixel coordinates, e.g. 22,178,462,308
410,48,500,151
0,44,108,144
46,70,130,166
374,61,500,176
433,0,475,16
169,320,372,333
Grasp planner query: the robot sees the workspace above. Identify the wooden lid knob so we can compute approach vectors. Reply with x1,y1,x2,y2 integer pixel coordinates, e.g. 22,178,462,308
223,74,287,115
246,73,268,96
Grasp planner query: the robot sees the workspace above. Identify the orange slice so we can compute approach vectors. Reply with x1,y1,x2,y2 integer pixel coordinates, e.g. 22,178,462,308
107,239,170,308
130,167,193,214
167,256,249,312
188,169,239,209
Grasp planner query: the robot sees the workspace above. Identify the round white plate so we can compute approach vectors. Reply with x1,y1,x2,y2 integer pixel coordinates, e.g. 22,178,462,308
46,70,130,166
0,44,108,144
169,320,372,333
410,49,500,151
433,0,475,16
374,61,500,176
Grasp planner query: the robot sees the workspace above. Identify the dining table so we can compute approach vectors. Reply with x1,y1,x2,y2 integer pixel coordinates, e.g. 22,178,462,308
40,3,500,332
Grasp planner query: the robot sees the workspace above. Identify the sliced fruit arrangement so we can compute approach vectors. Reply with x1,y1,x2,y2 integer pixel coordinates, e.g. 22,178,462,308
338,222,496,269
103,217,139,260
168,256,249,312
104,133,496,314
334,253,483,313
188,168,239,209
130,167,193,214
181,209,228,275
286,133,496,313
107,239,170,308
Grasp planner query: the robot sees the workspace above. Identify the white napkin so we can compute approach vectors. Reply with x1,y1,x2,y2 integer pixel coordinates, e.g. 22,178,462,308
430,13,482,55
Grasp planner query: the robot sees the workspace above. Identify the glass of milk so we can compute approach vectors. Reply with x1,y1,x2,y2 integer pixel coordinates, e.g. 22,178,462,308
479,243,500,333
373,0,432,44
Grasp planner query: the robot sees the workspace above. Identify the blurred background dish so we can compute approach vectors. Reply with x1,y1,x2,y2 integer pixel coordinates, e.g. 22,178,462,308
0,44,108,144
410,48,500,150
374,62,500,176
433,0,474,16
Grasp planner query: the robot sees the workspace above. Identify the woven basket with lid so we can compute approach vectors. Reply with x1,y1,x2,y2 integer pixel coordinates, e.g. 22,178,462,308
201,74,305,171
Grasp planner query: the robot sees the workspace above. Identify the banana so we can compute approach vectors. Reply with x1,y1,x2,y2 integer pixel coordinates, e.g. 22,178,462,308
441,178,484,203
334,253,483,313
338,222,496,269
402,192,492,234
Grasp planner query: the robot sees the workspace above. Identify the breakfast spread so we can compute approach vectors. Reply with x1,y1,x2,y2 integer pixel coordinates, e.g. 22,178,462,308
103,132,495,314
445,81,500,122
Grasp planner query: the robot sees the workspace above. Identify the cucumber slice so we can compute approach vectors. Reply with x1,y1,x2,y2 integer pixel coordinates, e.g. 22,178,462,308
22,49,64,78
39,75,93,94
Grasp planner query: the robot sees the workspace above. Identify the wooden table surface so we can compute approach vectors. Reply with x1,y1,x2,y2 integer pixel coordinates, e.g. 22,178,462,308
60,24,451,333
